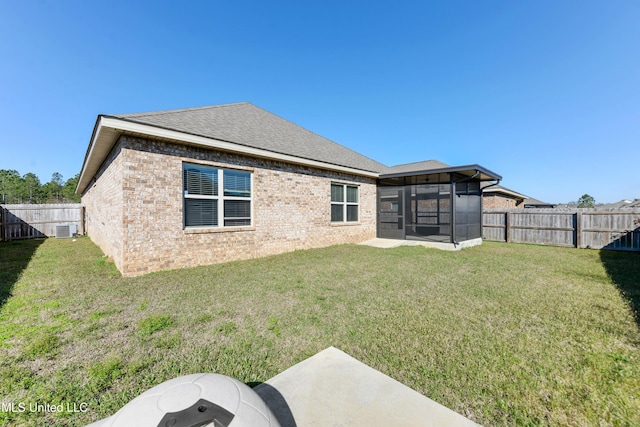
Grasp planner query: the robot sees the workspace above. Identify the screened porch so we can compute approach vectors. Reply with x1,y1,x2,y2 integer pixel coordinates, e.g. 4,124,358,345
377,165,501,244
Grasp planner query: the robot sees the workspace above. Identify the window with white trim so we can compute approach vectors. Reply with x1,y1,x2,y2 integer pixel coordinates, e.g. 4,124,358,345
331,183,359,222
183,163,252,228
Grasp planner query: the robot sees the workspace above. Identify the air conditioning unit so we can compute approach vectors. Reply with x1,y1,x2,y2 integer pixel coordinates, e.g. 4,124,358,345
55,224,77,239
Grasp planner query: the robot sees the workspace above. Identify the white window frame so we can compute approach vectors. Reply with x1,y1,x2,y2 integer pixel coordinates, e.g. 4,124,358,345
183,163,253,228
331,182,359,223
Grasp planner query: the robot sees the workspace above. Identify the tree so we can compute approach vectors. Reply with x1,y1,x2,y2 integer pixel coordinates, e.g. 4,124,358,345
0,169,22,204
21,173,43,203
0,169,80,204
577,194,595,208
62,174,81,202
43,172,65,202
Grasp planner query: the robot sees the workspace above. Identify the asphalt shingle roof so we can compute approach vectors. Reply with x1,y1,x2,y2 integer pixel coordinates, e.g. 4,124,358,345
523,197,556,207
110,102,386,174
381,160,450,175
600,199,640,209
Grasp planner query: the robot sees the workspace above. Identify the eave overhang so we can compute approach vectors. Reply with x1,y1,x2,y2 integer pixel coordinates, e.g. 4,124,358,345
483,187,527,200
379,164,502,182
76,116,380,195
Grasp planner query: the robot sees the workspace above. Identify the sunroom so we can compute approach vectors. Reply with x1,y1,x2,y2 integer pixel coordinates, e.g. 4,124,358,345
377,164,501,245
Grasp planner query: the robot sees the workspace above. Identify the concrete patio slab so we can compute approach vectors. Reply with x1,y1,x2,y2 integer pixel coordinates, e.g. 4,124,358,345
358,237,483,251
255,347,479,427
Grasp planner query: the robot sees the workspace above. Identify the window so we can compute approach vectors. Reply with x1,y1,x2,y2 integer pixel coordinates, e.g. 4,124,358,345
331,183,358,222
183,163,252,228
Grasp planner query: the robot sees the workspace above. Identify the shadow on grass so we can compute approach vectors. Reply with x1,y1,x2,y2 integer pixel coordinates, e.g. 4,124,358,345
249,381,297,427
600,249,640,329
0,238,44,310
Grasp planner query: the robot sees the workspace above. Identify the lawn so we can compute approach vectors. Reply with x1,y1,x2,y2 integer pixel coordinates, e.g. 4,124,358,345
0,237,638,426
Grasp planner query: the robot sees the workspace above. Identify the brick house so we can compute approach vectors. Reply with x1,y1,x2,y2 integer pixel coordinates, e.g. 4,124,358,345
77,103,501,276
481,184,555,209
481,184,527,209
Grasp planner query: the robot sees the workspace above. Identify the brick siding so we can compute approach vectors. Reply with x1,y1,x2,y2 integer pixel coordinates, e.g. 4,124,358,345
81,143,125,271
483,194,522,209
83,135,376,276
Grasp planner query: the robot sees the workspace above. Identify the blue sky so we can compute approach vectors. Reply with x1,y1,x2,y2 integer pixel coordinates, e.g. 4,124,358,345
1,1,638,203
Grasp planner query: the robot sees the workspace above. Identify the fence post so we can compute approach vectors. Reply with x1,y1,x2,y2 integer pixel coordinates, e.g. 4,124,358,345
0,206,5,242
575,211,582,248
505,212,511,243
81,206,86,235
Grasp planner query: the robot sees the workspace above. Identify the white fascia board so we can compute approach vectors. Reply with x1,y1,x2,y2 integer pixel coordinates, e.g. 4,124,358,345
101,117,380,178
483,187,527,199
76,117,108,194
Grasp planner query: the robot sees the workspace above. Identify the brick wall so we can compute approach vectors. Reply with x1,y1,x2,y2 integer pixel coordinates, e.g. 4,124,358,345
85,135,377,276
81,143,125,271
483,194,521,209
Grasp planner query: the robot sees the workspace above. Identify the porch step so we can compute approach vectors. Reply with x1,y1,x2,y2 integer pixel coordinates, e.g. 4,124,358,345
358,237,483,251
255,346,479,426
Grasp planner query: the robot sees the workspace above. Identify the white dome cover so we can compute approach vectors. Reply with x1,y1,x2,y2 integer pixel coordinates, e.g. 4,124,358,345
86,373,280,427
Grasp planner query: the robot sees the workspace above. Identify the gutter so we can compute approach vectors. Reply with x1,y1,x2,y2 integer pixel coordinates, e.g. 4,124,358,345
480,179,502,192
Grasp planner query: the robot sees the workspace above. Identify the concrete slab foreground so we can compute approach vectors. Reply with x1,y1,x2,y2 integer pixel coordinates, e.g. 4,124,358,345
255,347,479,427
358,237,483,251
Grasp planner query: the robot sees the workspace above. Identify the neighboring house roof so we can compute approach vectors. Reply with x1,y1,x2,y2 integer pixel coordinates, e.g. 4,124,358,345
599,199,640,209
523,197,556,208
481,184,527,201
480,184,556,207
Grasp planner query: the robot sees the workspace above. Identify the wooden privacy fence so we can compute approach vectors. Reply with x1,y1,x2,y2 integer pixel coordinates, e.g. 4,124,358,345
483,209,640,251
0,204,84,241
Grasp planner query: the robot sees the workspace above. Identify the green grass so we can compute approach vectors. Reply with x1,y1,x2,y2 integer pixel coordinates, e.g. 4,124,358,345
138,315,174,336
0,237,638,426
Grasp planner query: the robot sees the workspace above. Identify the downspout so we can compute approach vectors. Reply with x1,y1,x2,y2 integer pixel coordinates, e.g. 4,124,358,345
479,178,502,212
479,178,501,241
480,179,501,192
450,171,482,246
450,175,456,245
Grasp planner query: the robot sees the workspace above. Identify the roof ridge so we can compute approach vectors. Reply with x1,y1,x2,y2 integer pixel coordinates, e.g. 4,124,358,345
114,102,251,118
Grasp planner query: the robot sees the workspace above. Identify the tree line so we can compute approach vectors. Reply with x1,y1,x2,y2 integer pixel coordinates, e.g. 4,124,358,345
0,170,81,204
